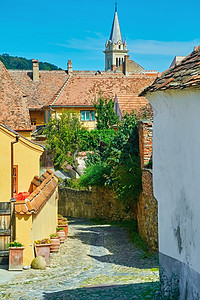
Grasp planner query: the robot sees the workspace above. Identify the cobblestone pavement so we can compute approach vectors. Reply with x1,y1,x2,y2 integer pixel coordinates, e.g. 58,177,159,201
0,219,160,299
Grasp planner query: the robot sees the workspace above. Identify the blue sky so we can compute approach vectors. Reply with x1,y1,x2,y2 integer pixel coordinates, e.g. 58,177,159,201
1,0,200,72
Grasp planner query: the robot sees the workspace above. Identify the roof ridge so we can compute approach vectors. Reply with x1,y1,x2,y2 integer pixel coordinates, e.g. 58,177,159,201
48,75,72,106
141,46,200,95
0,61,26,97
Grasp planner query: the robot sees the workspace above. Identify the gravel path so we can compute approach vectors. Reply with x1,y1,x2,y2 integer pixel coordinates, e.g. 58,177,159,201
0,218,160,299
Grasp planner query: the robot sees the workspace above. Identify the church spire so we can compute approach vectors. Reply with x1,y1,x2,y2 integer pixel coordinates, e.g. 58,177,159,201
104,5,128,72
109,5,123,43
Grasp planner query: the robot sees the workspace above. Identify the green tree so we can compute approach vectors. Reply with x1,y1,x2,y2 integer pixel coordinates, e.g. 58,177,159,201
79,111,142,209
44,110,82,175
0,53,62,70
94,97,119,130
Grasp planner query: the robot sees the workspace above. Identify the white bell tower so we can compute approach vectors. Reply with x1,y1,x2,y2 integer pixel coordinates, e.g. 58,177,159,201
104,4,128,71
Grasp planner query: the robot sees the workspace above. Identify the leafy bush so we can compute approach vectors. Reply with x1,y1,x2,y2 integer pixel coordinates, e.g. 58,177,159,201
44,110,82,174
79,163,110,187
94,97,119,130
80,111,142,208
78,128,116,151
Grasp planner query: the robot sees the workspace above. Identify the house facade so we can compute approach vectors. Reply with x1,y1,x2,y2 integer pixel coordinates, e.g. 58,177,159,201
0,124,43,202
143,45,200,298
0,124,59,266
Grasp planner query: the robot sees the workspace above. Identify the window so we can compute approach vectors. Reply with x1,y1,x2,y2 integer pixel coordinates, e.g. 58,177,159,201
119,58,121,66
13,165,18,195
31,118,36,125
116,58,118,67
81,111,95,121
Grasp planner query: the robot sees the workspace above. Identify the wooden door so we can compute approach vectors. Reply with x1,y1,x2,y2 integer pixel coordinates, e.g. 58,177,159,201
0,202,11,264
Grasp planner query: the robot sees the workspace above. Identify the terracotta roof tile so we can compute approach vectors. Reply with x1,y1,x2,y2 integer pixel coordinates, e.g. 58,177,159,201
0,61,31,131
142,46,200,94
116,94,149,116
9,70,69,109
15,171,58,215
47,74,157,107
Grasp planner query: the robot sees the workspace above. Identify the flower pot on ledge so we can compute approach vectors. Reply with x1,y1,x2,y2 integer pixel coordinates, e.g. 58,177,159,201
34,244,51,267
50,236,60,252
56,228,65,243
9,247,24,271
58,223,68,239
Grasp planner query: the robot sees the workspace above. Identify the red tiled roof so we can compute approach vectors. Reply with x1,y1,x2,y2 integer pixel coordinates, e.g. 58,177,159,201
0,61,31,131
48,74,157,107
15,169,58,215
142,46,200,94
116,94,149,115
9,70,69,109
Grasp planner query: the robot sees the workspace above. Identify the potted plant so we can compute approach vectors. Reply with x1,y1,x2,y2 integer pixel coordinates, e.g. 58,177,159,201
50,233,60,252
34,238,51,267
58,217,68,239
7,241,24,271
56,227,65,243
57,214,63,222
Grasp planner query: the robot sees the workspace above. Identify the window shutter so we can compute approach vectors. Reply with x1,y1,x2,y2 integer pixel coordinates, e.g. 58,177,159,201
91,111,95,121
85,111,90,121
81,111,85,121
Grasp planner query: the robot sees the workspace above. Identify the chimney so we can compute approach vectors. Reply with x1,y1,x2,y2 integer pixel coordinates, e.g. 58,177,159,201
67,60,73,75
124,55,129,76
32,59,39,81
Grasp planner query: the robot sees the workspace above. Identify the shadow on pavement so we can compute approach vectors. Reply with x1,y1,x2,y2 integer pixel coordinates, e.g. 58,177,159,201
43,281,160,299
67,219,158,269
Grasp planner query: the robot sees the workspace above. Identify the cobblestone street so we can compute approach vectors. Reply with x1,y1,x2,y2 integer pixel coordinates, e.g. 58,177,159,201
0,219,160,299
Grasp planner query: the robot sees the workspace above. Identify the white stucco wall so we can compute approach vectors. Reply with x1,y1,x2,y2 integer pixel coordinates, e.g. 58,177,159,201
148,88,200,274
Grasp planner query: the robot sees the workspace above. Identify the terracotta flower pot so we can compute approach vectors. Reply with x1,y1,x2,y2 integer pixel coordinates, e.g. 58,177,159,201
34,244,51,267
50,237,60,252
59,224,68,239
56,230,65,243
57,217,63,223
9,247,24,271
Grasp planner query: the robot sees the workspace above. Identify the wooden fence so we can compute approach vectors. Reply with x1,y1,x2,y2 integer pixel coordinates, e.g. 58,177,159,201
0,202,15,264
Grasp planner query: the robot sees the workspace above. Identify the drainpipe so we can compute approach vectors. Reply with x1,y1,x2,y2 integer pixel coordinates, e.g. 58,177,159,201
11,136,19,198
49,106,58,120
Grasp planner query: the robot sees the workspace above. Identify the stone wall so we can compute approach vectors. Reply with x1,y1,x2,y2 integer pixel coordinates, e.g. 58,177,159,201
138,120,153,169
138,120,158,252
137,169,158,251
58,186,136,221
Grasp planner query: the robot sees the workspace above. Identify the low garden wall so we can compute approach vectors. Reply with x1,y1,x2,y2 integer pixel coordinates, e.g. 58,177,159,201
58,170,158,252
58,186,136,221
137,169,158,251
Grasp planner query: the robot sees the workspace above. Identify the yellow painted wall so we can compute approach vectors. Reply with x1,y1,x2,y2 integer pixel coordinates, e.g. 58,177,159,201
30,110,45,126
15,189,58,266
47,107,96,131
0,128,13,202
0,126,43,202
32,190,58,241
15,214,34,266
14,139,43,193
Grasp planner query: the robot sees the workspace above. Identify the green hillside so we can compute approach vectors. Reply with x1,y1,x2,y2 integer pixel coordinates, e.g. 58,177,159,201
0,53,62,70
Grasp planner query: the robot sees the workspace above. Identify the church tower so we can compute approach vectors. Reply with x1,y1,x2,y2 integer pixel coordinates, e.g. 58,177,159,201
104,5,128,71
